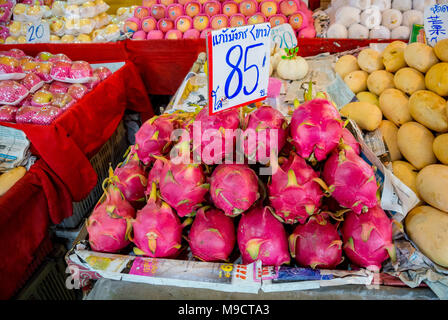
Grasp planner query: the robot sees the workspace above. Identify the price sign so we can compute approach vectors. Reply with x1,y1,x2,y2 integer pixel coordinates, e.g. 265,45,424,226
26,21,50,44
270,24,298,50
424,4,448,47
207,23,271,115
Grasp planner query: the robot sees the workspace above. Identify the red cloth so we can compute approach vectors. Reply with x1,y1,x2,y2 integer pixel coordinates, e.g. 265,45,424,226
0,61,152,201
0,160,72,299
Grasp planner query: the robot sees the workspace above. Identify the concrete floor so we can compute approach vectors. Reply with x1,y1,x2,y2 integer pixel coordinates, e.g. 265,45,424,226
86,278,438,300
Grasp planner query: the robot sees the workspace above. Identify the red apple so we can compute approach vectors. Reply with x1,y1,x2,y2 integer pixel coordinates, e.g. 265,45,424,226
175,16,193,32
157,18,174,33
193,14,210,31
269,14,287,27
203,1,221,16
288,12,305,30
142,17,157,32
260,1,277,17
151,4,167,20
279,0,298,16
247,13,265,24
134,6,150,20
132,30,147,40
185,2,201,18
229,14,246,27
239,0,257,16
160,0,175,6
167,4,184,21
210,14,228,29
165,30,183,39
147,30,164,39
183,29,200,38
222,2,238,16
124,17,141,33
142,0,157,8
200,28,211,38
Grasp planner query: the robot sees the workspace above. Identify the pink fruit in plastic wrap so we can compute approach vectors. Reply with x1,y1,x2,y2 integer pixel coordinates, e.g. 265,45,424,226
210,164,259,217
157,158,209,217
260,0,278,17
322,148,378,214
0,80,28,105
134,115,174,165
132,30,147,40
341,206,396,270
183,29,200,39
0,105,18,122
229,14,246,27
166,30,183,39
167,4,183,21
32,106,62,125
289,215,343,268
48,53,71,63
141,16,157,32
49,81,70,94
50,60,71,81
147,30,164,39
21,72,43,93
268,153,323,224
35,52,53,62
93,67,111,82
151,4,166,20
131,183,183,258
193,15,210,31
67,83,88,100
188,207,236,262
134,6,150,20
87,182,135,253
242,105,288,163
237,206,290,266
222,2,238,16
158,18,174,33
85,74,101,90
298,26,316,38
112,149,148,208
20,56,38,73
185,1,201,18
203,1,221,16
0,25,9,40
15,105,41,123
4,49,25,59
51,92,75,110
340,128,360,155
290,99,343,161
279,0,298,16
31,90,53,107
0,55,22,75
239,0,257,16
70,61,93,80
35,61,53,82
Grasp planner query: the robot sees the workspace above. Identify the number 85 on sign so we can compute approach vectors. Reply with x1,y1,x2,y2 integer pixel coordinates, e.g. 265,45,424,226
207,23,271,115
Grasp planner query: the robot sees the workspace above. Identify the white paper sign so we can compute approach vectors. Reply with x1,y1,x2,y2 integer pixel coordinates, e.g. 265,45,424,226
424,4,448,47
26,21,50,43
207,23,271,115
270,24,298,50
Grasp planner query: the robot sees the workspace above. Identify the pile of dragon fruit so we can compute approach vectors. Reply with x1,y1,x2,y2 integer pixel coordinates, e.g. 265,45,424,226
0,48,112,125
87,98,396,271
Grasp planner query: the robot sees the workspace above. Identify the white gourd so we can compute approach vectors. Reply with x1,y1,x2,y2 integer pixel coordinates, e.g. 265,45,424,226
276,56,309,81
382,9,402,29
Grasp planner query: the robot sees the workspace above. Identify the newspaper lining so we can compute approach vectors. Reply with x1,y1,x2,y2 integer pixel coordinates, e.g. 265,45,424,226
0,126,31,172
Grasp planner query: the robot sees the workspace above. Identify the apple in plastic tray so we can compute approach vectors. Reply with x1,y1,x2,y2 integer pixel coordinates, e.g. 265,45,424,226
21,72,44,93
31,89,53,107
68,83,89,100
0,105,18,123
0,80,28,105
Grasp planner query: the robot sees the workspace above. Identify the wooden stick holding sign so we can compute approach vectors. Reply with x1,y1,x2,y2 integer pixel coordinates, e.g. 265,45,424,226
207,23,271,115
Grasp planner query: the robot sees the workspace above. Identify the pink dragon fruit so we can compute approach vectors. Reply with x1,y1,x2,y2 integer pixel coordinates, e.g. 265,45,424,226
237,206,290,266
188,207,236,262
50,60,71,81
86,182,136,253
322,148,379,214
112,149,148,208
268,153,323,224
157,158,209,217
69,61,93,80
15,105,41,124
0,105,17,122
32,106,62,125
194,107,240,164
341,205,396,270
67,83,88,100
146,157,165,190
242,105,288,163
289,215,343,269
49,81,70,94
340,128,360,155
210,164,259,217
134,116,174,165
21,72,44,93
131,183,184,258
290,98,343,161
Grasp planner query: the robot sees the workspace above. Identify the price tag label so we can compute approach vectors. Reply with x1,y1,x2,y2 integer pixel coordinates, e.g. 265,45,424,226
424,4,448,47
270,24,298,50
26,21,50,44
207,23,271,115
